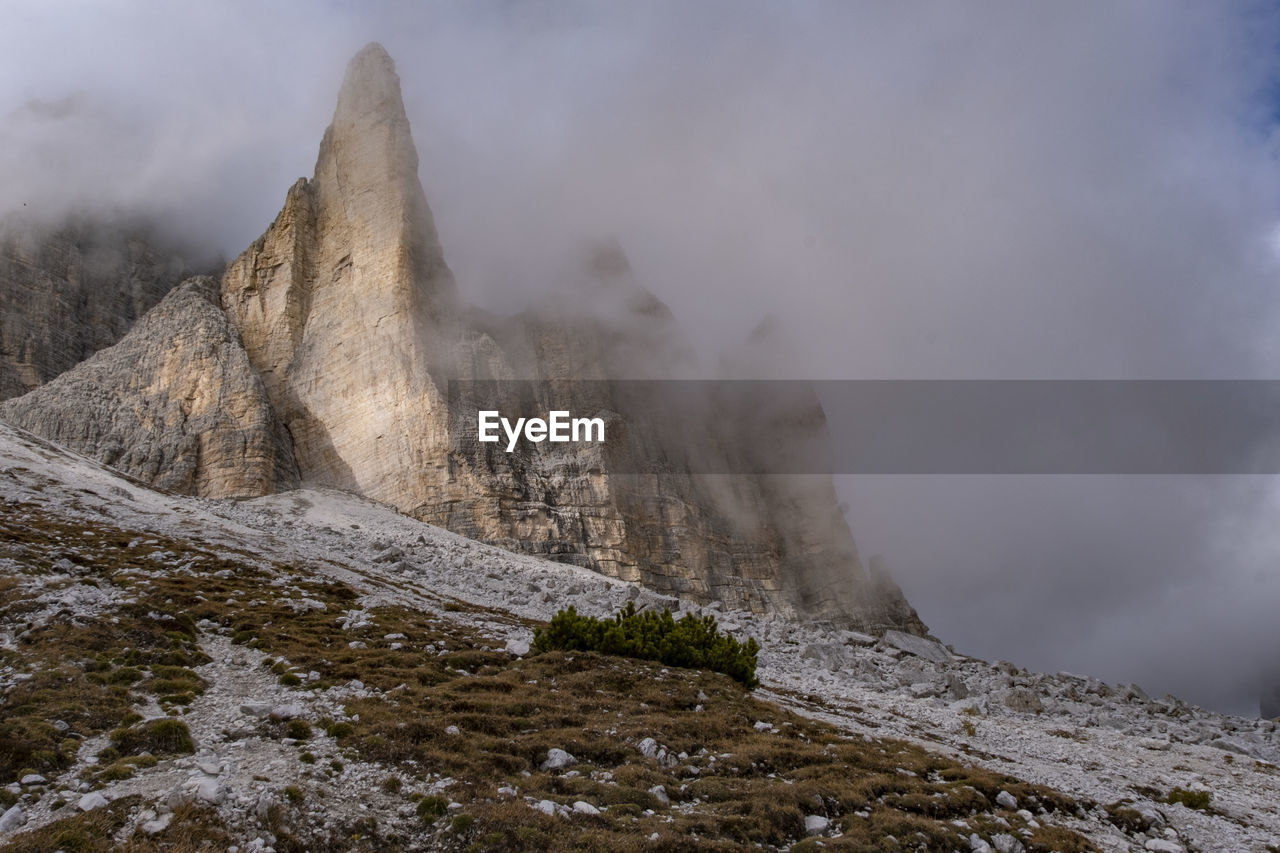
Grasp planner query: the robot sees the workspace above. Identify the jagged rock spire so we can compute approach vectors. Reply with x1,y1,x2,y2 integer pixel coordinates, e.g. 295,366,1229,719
312,42,456,311
55,42,923,634
220,43,456,503
333,43,410,135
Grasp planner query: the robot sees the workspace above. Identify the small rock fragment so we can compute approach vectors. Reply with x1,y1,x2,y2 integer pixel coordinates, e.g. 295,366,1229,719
142,813,173,835
803,814,830,835
196,778,224,804
541,748,576,770
0,804,25,833
78,792,109,812
968,834,993,853
991,834,1025,853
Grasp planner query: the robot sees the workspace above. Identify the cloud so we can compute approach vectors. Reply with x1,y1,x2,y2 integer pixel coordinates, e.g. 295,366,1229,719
3,1,1280,713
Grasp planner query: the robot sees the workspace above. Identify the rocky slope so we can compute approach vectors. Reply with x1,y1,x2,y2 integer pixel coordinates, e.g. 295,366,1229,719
0,277,298,498
1,421,1277,852
0,43,921,632
0,216,194,401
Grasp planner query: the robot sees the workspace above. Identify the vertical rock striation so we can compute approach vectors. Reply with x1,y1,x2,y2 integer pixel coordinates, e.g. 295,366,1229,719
221,43,456,508
0,217,193,400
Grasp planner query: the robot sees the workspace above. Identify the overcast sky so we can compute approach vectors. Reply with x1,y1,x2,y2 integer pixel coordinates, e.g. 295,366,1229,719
3,1,1280,714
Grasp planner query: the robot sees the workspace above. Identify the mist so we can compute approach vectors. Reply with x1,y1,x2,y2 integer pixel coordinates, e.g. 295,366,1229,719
4,1,1280,715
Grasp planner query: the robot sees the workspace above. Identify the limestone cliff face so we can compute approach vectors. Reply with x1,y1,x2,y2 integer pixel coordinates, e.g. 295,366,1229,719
221,43,455,510
0,218,193,400
227,43,922,632
0,277,298,497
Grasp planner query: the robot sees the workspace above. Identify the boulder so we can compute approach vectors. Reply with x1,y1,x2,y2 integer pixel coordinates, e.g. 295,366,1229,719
882,630,952,664
803,815,830,835
0,804,25,833
541,748,576,771
77,792,108,811
141,813,173,835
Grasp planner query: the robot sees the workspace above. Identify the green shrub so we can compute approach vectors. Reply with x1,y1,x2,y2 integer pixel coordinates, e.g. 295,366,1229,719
325,721,355,738
532,602,760,688
417,795,448,821
1167,787,1211,810
88,666,143,686
110,718,194,756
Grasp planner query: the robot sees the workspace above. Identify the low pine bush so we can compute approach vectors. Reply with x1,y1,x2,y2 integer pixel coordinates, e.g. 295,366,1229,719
1166,787,1211,810
532,602,761,688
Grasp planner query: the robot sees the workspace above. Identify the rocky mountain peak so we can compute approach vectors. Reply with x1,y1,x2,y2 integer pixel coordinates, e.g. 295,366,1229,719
311,41,456,312
1,43,927,635
333,43,404,128
319,43,421,211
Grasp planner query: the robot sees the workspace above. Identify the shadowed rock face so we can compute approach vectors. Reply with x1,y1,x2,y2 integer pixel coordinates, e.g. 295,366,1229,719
0,43,925,633
0,277,298,497
0,218,193,400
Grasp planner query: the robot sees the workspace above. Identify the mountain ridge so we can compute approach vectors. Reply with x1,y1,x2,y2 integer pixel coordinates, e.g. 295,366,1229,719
0,42,922,634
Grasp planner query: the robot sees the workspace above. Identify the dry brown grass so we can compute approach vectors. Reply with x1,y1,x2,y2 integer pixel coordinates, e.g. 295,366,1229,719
0,796,234,852
0,499,218,782
0,496,1098,852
